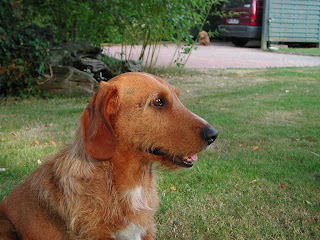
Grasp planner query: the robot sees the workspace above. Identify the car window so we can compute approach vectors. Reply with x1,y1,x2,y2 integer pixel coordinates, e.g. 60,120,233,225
224,0,252,8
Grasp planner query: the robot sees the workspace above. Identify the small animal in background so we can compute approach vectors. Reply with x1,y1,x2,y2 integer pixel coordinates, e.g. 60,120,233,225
199,30,210,46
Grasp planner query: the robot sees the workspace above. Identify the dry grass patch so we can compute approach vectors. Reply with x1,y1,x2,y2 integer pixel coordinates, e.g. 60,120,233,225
257,110,303,126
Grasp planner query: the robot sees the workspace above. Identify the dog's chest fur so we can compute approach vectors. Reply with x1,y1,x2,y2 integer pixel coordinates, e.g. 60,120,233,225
110,184,155,239
113,222,147,240
28,147,158,239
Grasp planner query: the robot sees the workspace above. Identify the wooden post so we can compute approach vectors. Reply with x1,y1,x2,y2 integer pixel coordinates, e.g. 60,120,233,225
261,0,270,49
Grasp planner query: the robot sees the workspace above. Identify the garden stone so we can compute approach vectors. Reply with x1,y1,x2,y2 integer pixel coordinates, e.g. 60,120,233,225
48,42,101,67
43,42,143,95
122,59,143,73
38,66,98,95
74,57,113,81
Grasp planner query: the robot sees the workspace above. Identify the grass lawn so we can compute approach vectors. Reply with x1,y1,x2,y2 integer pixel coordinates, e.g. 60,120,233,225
1,66,320,239
278,47,320,55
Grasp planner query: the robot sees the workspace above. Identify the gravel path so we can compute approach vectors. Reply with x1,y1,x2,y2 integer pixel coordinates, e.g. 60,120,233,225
104,41,320,69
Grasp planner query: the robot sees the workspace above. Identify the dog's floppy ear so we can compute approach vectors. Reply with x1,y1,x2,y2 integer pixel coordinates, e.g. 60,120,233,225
81,82,119,160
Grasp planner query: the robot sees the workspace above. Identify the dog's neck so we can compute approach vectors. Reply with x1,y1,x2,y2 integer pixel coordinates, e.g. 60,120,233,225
109,147,158,215
111,146,155,190
71,127,157,200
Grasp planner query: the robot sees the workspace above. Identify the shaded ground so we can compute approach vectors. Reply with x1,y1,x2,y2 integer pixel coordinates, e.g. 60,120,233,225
104,41,320,69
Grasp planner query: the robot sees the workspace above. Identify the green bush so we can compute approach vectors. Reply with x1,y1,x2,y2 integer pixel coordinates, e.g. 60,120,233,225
0,28,49,98
0,1,49,98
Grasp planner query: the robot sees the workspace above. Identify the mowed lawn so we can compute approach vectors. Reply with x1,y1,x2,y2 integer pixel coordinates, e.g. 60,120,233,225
1,66,319,239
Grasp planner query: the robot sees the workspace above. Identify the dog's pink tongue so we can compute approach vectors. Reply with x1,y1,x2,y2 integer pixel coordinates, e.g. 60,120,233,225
187,154,198,162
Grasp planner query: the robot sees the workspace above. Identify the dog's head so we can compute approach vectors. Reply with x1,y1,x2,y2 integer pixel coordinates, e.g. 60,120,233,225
81,72,217,168
199,31,207,40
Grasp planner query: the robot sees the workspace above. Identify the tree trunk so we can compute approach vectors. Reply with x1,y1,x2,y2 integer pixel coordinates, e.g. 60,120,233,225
73,19,78,42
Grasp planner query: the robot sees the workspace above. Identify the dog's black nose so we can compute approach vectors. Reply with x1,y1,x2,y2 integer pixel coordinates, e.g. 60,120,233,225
201,126,218,145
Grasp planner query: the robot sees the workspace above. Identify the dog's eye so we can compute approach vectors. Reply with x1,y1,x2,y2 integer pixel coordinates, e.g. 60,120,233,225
151,98,165,108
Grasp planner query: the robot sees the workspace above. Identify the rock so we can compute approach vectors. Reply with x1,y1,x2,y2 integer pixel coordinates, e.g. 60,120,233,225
48,43,143,81
48,42,102,67
43,42,143,95
74,57,113,81
38,66,98,95
48,42,114,82
101,55,142,76
122,60,143,73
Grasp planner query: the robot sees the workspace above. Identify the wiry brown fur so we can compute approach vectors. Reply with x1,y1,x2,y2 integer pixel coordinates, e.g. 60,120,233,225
0,72,216,239
199,30,210,46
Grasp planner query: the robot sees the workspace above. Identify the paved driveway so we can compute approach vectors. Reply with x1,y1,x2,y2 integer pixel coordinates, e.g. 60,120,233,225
104,41,320,69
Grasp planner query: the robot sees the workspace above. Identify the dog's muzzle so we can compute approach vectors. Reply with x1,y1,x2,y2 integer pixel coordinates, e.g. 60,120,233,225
147,126,218,168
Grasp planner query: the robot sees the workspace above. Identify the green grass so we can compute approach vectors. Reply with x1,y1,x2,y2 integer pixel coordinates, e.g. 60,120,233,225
278,47,320,55
1,66,320,239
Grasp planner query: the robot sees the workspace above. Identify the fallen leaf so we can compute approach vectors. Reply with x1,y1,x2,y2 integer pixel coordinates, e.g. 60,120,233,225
44,142,48,145
306,200,312,205
278,183,286,188
253,146,259,151
304,217,315,223
50,140,57,147
170,186,176,191
12,132,18,137
249,179,257,184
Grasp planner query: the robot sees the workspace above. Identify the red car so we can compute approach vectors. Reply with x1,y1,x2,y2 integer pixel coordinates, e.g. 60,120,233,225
218,0,264,47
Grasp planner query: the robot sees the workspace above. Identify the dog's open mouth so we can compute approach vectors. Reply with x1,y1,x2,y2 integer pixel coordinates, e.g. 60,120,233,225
148,148,197,168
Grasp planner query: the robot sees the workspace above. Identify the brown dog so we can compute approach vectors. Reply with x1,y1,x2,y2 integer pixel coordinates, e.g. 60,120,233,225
199,30,210,46
0,72,217,240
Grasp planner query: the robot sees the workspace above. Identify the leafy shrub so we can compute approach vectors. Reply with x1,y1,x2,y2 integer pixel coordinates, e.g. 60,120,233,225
0,0,50,98
0,28,49,98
